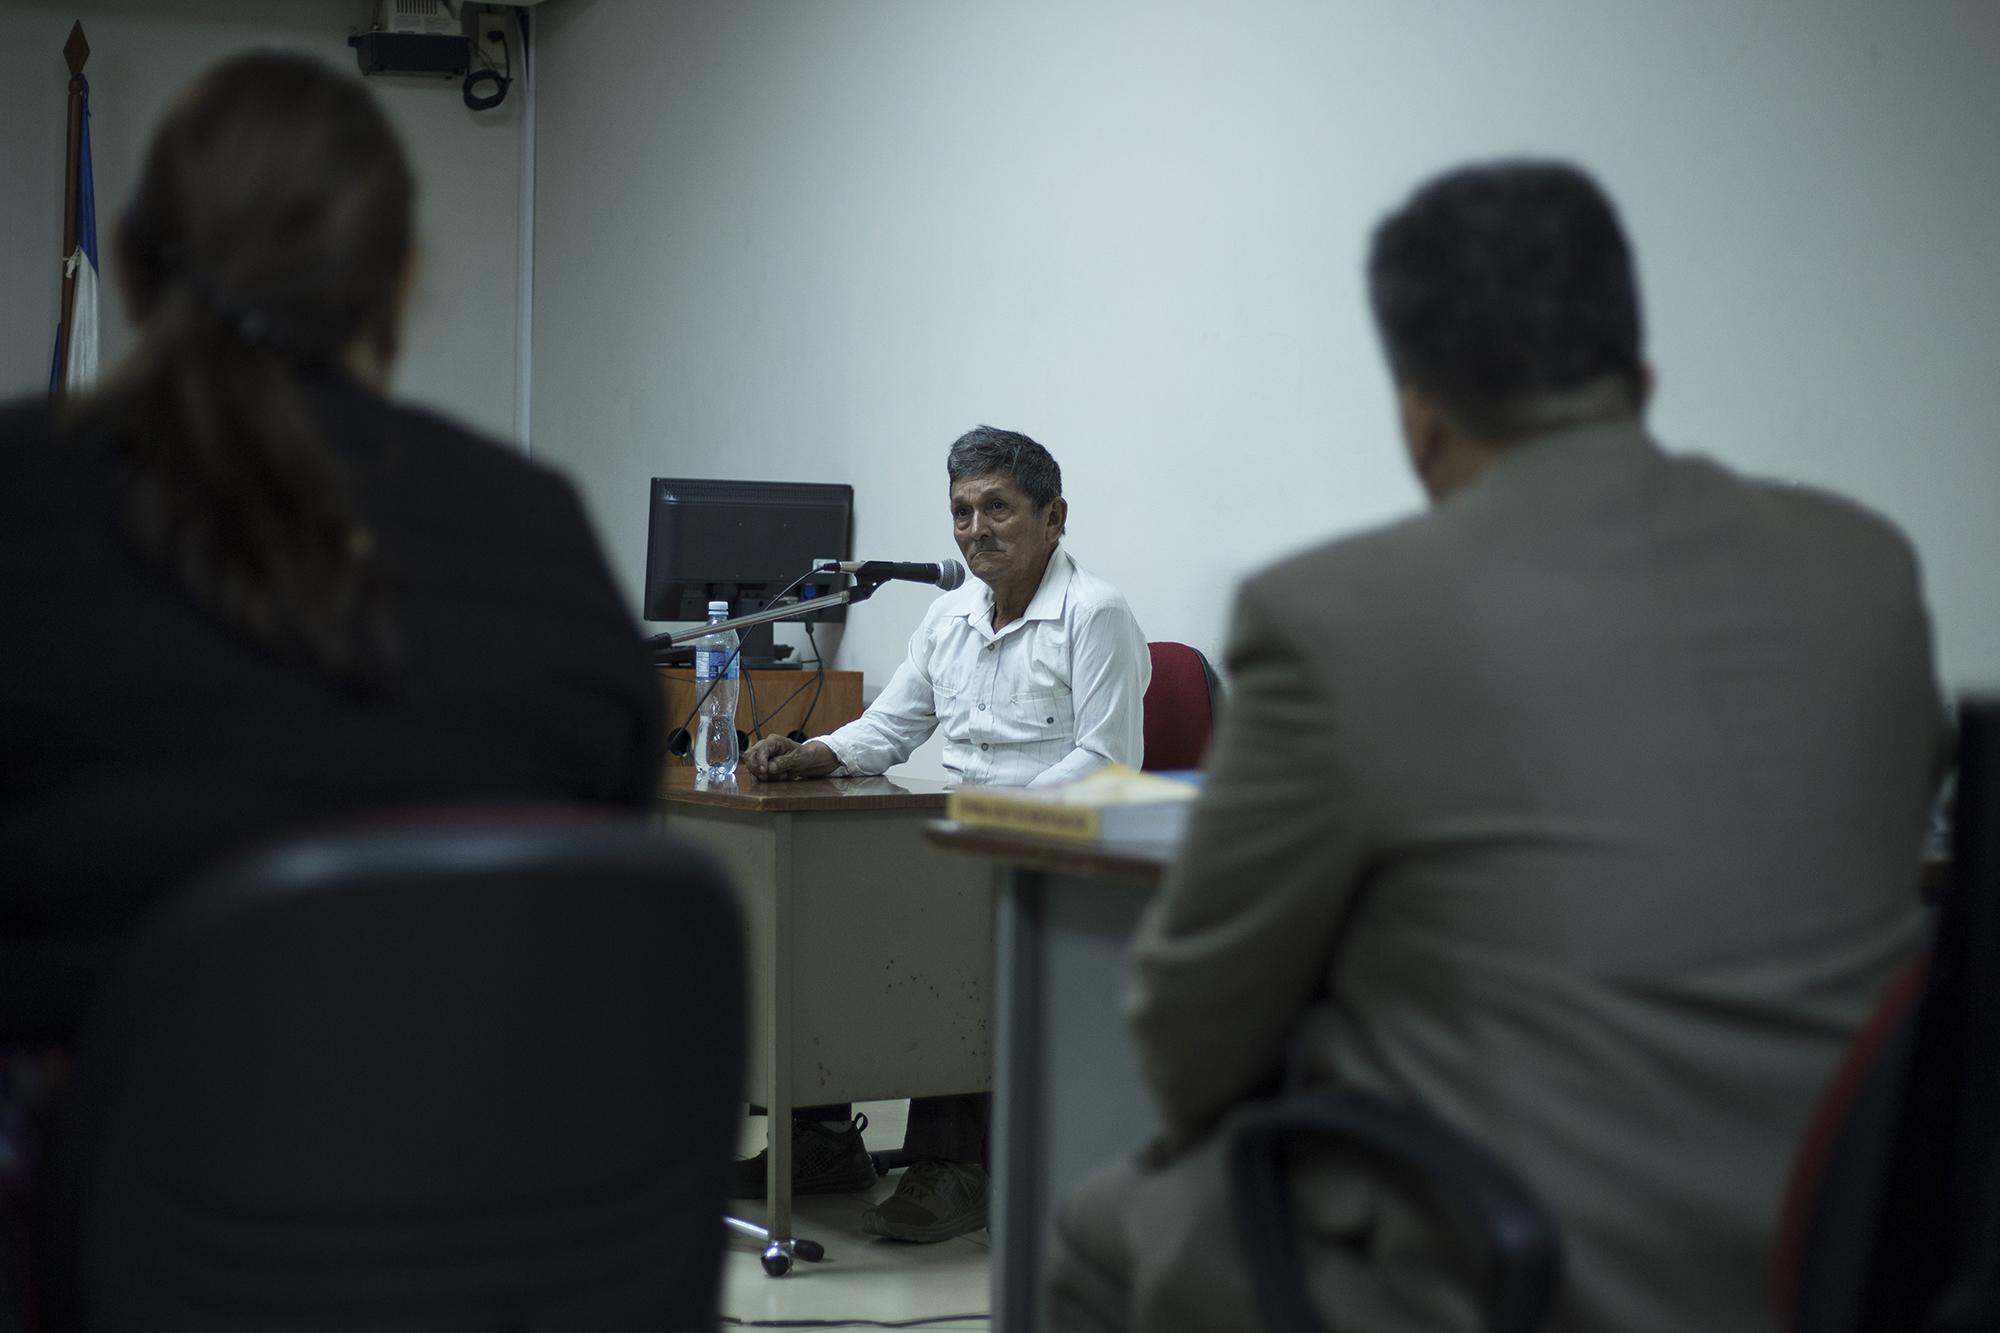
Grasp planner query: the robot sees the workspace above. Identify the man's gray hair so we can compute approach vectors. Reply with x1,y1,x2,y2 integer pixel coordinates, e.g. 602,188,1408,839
946,425,1063,510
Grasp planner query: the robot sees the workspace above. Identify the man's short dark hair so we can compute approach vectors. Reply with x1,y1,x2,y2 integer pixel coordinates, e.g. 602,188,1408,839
946,425,1063,510
1367,160,1645,439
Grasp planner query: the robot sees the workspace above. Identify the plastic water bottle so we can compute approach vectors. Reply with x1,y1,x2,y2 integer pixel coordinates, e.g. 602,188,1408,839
692,600,741,781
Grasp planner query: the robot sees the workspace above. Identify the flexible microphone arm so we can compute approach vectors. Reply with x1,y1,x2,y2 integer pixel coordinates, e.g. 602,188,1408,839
657,579,891,649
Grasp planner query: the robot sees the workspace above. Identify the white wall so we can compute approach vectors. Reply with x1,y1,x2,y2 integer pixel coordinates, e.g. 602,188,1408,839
528,0,2000,774
0,0,524,440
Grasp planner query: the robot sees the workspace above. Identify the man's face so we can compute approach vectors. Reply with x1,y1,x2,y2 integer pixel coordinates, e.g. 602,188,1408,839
950,472,1064,591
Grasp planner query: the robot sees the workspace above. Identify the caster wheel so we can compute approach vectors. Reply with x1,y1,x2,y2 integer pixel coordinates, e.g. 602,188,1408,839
795,1238,826,1262
761,1243,792,1277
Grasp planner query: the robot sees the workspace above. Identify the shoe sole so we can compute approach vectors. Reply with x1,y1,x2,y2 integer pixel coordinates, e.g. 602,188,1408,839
860,1209,989,1244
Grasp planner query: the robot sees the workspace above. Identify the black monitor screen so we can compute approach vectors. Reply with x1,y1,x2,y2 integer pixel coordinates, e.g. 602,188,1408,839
642,478,853,632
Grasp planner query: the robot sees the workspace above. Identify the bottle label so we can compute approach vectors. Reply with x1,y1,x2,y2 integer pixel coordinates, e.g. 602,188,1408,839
695,640,738,684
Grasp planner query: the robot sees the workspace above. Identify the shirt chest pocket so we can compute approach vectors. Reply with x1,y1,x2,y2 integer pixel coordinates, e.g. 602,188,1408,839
989,687,1075,747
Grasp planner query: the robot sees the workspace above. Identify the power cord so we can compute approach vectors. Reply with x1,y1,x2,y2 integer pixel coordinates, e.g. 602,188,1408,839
462,5,515,110
751,617,828,743
743,668,764,743
664,636,745,761
663,568,815,759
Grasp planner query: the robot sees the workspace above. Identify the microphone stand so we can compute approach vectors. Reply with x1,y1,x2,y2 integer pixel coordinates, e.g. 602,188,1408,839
656,574,892,649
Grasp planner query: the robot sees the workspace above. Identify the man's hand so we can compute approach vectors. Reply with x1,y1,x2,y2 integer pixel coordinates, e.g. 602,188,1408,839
743,736,842,782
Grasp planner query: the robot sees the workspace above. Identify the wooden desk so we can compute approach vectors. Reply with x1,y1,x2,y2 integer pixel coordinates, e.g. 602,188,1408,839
656,770,991,1267
655,667,862,743
925,822,1172,1333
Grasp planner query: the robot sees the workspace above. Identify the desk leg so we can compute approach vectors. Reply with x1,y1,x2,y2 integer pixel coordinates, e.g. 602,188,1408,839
990,868,1160,1327
763,814,797,1268
991,867,1045,1331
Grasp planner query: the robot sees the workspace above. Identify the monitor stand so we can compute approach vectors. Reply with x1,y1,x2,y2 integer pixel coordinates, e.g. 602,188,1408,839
735,611,802,670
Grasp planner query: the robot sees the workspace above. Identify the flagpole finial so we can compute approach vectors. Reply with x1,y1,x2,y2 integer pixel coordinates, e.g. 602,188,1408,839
64,21,90,77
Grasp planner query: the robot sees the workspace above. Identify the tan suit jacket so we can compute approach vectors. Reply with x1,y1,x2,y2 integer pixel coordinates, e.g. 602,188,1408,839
1078,421,1946,1333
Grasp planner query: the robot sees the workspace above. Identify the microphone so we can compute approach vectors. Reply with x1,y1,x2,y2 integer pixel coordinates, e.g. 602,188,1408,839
816,558,966,591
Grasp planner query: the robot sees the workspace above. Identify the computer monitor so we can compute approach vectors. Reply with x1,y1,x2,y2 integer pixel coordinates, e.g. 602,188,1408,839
643,478,854,668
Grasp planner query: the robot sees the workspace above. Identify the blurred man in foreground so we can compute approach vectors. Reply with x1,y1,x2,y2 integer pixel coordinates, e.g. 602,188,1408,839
1047,161,1948,1333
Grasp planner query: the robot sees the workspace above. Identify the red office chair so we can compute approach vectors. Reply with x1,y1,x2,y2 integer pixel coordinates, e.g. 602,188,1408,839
1143,641,1222,771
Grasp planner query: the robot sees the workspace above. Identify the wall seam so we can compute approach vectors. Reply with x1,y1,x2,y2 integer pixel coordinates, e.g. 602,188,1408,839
513,7,536,457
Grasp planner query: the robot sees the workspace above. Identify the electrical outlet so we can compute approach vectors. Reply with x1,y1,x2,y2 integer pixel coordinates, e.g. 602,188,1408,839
474,9,511,71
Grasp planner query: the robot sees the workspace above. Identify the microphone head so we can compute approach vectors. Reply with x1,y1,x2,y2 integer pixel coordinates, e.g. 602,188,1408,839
936,559,967,591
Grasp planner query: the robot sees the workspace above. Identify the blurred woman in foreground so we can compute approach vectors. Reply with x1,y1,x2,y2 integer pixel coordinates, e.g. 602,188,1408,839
0,50,662,1289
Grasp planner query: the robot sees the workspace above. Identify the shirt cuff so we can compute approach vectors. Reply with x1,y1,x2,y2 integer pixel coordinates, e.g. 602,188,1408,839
817,733,863,778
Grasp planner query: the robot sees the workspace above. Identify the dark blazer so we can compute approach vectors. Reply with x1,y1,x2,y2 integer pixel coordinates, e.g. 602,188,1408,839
1055,421,1948,1333
0,378,663,1042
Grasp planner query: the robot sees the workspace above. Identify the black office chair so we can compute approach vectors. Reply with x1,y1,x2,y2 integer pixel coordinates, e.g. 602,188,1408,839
1775,959,1926,1333
1228,1094,1562,1333
36,807,744,1333
1806,696,2000,1333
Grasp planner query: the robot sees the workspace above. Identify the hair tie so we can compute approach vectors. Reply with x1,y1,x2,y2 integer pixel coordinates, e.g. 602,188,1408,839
234,307,272,347
181,272,310,361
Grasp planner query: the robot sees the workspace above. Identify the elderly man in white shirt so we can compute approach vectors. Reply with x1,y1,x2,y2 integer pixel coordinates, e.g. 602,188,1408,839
740,425,1150,1241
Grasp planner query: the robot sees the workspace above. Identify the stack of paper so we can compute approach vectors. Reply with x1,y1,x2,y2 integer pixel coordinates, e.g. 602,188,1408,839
946,765,1202,844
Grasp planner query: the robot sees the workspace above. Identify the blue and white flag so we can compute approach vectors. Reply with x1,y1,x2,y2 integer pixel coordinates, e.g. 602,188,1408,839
51,74,99,395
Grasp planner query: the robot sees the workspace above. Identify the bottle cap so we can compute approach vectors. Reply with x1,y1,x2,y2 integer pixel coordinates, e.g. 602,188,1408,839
707,600,730,616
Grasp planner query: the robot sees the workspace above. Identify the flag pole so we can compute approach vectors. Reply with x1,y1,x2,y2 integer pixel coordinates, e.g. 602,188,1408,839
54,20,90,393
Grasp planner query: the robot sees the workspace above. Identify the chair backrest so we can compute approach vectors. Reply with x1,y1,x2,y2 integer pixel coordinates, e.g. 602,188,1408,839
1142,641,1222,771
1774,961,1926,1333
1854,697,2000,1333
1230,1093,1561,1333
1781,698,2000,1333
42,808,744,1333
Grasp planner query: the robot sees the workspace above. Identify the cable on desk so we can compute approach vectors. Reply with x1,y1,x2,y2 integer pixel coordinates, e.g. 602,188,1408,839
800,620,827,730
752,618,827,742
743,668,764,743
664,569,814,759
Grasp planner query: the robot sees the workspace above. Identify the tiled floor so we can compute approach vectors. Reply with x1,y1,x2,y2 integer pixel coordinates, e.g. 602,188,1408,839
719,1100,991,1331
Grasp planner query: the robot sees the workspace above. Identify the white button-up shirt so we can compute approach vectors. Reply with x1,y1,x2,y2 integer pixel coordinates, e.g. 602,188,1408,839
821,548,1150,787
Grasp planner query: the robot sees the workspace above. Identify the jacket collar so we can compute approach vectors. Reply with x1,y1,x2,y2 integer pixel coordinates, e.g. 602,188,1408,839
1454,417,1663,507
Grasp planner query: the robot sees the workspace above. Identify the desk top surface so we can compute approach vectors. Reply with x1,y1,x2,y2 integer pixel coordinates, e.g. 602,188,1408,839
925,825,1946,897
654,666,862,679
657,767,955,812
924,821,1172,887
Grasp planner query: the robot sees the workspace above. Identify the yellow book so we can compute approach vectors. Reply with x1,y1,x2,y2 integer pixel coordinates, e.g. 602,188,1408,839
946,765,1202,844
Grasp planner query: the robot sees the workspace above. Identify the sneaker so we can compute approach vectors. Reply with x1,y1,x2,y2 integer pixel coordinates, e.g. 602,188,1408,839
728,1114,877,1199
861,1159,989,1242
